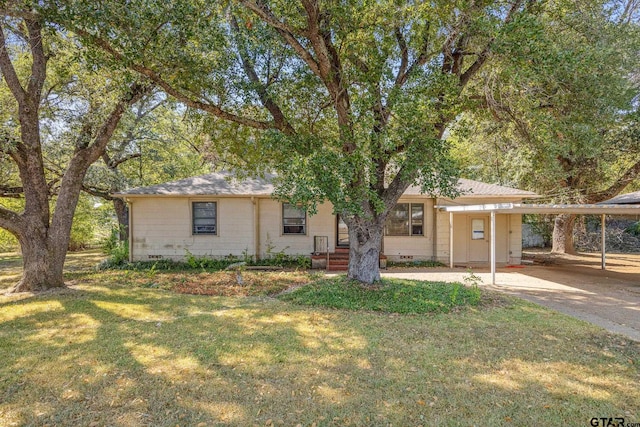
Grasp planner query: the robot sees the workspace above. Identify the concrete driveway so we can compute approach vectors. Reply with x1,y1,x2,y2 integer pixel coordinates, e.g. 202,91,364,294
379,253,640,342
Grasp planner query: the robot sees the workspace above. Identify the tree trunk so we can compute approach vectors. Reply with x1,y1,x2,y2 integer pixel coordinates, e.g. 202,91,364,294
346,217,384,284
10,226,66,293
113,198,129,241
552,213,576,254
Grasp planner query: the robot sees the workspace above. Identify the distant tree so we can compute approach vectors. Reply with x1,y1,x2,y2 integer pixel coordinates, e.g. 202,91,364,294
80,93,210,241
451,0,640,253
0,8,149,292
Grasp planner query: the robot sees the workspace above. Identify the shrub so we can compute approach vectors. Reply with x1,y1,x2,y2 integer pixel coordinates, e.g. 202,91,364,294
279,276,482,314
97,228,129,269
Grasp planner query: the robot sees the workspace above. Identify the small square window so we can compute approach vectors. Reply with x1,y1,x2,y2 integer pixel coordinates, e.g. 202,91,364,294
193,202,217,235
283,203,306,235
471,218,485,240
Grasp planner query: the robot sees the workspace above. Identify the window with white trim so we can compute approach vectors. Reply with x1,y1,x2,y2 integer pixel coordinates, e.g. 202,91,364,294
385,203,424,236
192,202,217,235
282,203,306,235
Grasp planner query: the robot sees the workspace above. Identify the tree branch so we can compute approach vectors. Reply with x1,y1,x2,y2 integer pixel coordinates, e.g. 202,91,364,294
239,0,323,77
86,82,152,162
108,152,141,169
81,184,113,200
589,159,640,203
0,204,23,236
0,24,27,105
393,27,409,86
229,13,296,135
459,0,524,88
395,23,432,88
0,185,23,197
73,28,276,131
299,0,354,150
25,19,47,102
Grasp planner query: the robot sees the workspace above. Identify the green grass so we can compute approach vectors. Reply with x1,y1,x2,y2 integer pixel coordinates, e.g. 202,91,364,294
0,251,639,426
387,259,446,268
279,276,481,313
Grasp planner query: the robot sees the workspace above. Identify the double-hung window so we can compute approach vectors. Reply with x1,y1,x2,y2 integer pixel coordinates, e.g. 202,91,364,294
385,203,424,236
282,203,306,235
192,202,217,235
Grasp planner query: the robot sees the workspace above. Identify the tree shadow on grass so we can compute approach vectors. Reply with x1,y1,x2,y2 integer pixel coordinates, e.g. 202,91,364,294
0,286,638,426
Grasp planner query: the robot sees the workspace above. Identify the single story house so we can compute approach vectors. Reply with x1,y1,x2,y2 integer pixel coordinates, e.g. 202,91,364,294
114,172,537,267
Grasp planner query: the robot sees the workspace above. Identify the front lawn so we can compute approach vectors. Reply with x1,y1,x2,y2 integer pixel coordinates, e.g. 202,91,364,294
0,251,638,426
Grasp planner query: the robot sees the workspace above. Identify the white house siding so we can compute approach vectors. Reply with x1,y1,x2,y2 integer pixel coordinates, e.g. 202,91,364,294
257,199,336,258
383,198,435,261
129,197,255,261
509,214,523,264
127,194,526,265
434,212,521,266
434,196,525,266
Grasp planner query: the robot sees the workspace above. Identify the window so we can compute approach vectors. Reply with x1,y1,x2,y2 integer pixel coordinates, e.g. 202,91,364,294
283,203,306,235
411,204,424,235
385,203,424,236
192,202,217,235
471,218,485,240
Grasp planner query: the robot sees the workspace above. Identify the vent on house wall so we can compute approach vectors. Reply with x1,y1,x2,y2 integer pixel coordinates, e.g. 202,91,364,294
148,255,163,259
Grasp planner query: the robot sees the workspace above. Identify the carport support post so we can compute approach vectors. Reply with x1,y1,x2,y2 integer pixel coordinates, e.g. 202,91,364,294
449,212,454,268
491,210,496,285
601,214,606,270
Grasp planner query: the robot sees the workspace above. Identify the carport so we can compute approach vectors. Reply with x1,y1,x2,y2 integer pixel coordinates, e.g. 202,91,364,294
438,203,640,284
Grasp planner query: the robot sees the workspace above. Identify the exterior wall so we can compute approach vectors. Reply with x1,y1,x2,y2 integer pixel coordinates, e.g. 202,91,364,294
509,214,523,264
383,197,435,262
434,211,523,266
257,200,336,258
129,197,256,261
129,196,339,261
128,194,525,265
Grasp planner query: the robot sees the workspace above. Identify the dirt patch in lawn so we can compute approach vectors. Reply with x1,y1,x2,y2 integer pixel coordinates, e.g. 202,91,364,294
169,270,314,297
523,249,640,274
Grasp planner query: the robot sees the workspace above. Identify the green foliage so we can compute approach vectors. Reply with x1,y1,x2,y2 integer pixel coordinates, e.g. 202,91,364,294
0,199,22,252
451,0,640,203
261,243,312,269
523,214,554,247
99,247,311,272
36,0,640,280
626,222,640,236
0,229,18,252
279,276,482,314
68,195,97,251
387,260,446,268
183,250,240,271
97,233,129,270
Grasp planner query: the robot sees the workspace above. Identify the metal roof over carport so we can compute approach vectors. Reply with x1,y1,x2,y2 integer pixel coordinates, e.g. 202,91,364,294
437,203,640,284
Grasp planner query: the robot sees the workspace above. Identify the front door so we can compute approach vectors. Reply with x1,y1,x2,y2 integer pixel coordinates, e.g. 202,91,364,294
337,215,349,247
469,216,489,263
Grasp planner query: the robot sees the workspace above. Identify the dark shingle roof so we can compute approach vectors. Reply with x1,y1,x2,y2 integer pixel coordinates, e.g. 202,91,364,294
405,178,537,198
116,172,536,198
598,191,640,205
115,172,275,196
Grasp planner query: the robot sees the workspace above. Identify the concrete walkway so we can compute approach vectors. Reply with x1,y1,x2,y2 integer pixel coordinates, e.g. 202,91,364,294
378,263,640,342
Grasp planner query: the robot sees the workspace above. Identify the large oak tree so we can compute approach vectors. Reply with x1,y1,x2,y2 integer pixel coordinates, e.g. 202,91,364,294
0,8,149,292
50,0,548,283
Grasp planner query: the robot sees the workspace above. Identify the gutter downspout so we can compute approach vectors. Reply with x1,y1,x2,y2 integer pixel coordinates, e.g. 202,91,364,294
601,214,606,270
126,198,133,263
449,212,454,269
253,197,260,261
432,199,438,263
491,210,496,285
